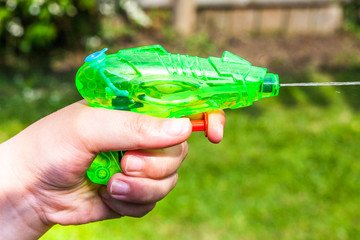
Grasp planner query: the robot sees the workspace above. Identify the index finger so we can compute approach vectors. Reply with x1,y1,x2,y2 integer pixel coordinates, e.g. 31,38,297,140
186,110,226,143
206,109,226,143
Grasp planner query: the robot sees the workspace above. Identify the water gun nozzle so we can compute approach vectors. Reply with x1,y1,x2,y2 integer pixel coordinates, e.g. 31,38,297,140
262,73,280,98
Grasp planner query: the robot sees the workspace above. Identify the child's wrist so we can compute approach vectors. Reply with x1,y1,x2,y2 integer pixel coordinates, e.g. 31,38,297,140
0,142,51,239
0,190,51,239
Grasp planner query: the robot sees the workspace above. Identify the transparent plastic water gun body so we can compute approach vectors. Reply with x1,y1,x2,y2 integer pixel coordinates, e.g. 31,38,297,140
76,45,280,184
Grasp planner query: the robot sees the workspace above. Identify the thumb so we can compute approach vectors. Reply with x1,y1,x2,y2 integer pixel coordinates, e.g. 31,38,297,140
74,101,192,153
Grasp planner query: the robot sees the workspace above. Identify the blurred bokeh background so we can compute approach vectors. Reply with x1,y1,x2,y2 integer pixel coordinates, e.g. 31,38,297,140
2,0,360,239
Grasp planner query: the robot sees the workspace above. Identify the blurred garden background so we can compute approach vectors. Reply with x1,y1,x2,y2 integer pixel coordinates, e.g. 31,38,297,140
2,0,360,239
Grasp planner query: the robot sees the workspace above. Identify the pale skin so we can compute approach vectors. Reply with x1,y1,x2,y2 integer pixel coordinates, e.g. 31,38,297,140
0,100,225,239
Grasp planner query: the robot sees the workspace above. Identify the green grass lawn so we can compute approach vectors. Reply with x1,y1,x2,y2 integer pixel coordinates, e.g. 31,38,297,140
1,52,360,239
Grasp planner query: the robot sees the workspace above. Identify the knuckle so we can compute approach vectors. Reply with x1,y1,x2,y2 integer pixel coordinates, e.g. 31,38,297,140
112,201,155,218
132,203,156,218
130,114,148,135
72,107,98,150
142,178,175,203
147,158,168,178
127,114,156,145
171,173,179,189
158,176,177,201
181,142,189,159
146,143,187,179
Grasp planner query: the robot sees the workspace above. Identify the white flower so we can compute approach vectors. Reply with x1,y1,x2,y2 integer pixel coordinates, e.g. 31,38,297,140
7,19,24,37
48,2,64,16
29,4,41,16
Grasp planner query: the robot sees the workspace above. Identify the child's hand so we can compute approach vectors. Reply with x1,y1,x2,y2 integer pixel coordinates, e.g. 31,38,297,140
0,100,225,239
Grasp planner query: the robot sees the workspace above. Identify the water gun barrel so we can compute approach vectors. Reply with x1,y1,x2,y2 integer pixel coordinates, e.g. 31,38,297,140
76,45,279,117
76,45,280,184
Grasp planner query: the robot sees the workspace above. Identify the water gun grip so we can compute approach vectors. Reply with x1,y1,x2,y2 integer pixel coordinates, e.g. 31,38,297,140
86,114,209,185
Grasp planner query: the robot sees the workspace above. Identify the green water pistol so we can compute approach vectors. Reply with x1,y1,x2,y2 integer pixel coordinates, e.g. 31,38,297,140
76,45,280,185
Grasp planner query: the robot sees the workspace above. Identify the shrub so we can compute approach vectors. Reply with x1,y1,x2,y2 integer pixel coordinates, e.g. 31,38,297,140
0,0,98,53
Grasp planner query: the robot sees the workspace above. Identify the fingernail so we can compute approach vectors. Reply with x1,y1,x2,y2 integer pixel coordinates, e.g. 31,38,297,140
163,118,190,136
125,155,143,172
110,180,130,195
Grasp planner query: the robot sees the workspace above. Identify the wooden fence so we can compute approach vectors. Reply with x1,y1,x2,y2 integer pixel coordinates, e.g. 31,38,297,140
137,0,344,36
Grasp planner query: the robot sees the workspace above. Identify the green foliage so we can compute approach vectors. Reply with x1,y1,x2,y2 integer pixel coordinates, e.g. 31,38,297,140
184,32,216,57
0,70,80,135
21,22,57,51
343,0,360,37
78,0,96,10
0,0,98,54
